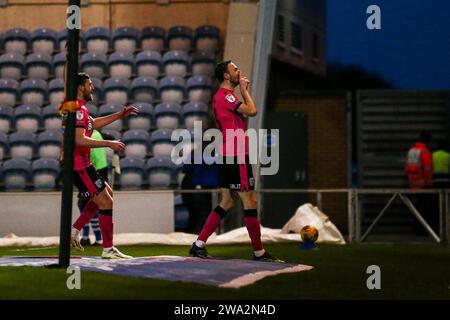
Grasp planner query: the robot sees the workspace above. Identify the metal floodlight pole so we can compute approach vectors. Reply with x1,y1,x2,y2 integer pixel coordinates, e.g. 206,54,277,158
58,0,80,267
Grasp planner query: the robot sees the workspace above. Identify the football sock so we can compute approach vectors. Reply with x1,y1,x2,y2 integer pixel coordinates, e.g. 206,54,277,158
73,201,99,231
197,206,228,243
244,209,264,251
98,209,113,248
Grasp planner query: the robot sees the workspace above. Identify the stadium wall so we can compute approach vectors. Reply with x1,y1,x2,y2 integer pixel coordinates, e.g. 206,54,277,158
272,91,350,233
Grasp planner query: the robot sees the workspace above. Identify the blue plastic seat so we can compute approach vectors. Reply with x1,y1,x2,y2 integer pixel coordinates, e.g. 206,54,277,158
2,158,31,191
37,130,62,160
167,26,193,51
141,26,165,52
90,77,103,104
85,27,111,55
186,75,213,104
191,51,215,77
8,131,36,160
112,27,140,54
0,131,7,161
151,128,176,157
182,101,209,129
122,129,149,159
52,52,66,79
146,156,176,189
42,104,61,131
31,28,58,55
0,52,24,80
154,102,182,130
103,77,129,105
57,29,85,53
80,52,108,79
20,78,47,106
162,50,189,77
128,102,153,131
0,78,19,107
14,104,41,133
32,158,60,190
108,51,134,79
135,50,161,78
48,78,65,106
195,25,220,52
159,76,185,104
119,157,145,189
25,52,52,80
0,105,14,133
99,103,123,131
131,76,157,104
4,28,30,55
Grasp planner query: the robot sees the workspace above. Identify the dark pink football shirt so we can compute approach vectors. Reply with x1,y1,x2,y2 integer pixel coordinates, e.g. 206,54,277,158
74,99,94,170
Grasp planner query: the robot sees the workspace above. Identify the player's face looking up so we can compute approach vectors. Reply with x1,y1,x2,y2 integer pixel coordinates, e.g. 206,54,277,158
226,62,240,87
78,78,94,102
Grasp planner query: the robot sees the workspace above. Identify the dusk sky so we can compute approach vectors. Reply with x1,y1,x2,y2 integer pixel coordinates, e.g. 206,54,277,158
327,0,450,89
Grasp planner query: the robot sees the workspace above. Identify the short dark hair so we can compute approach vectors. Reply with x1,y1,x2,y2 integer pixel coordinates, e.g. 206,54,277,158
76,72,90,87
215,60,231,82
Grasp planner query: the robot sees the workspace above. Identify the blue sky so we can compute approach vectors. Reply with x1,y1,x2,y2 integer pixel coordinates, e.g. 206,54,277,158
327,0,450,89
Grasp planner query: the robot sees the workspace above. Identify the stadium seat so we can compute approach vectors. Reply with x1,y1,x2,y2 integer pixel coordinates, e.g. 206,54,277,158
85,102,98,118
4,28,30,55
14,104,41,133
154,102,181,130
182,101,209,129
31,28,58,55
0,78,19,107
48,78,65,106
195,25,220,52
2,158,31,191
146,156,176,189
162,50,189,77
187,75,212,104
128,102,153,131
32,158,59,190
151,128,175,157
122,129,149,159
90,77,103,104
112,27,140,54
99,103,123,131
174,194,190,230
191,51,215,77
85,27,111,55
0,52,24,80
20,78,47,106
58,29,85,53
80,52,108,80
101,129,121,164
167,26,193,52
108,51,134,79
119,157,145,190
103,77,129,105
0,105,13,133
52,52,66,79
8,131,36,160
140,26,165,52
131,76,158,104
159,76,185,104
37,130,62,160
0,131,7,161
135,51,161,79
25,52,52,80
42,104,61,131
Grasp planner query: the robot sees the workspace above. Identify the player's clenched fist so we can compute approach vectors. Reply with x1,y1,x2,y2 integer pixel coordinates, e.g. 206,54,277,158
238,71,250,92
107,140,126,153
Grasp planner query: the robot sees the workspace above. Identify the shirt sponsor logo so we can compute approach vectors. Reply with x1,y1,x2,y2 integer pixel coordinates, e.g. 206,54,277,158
226,94,236,103
87,121,93,131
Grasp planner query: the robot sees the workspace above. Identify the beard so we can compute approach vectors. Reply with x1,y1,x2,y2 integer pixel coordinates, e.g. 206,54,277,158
85,93,93,102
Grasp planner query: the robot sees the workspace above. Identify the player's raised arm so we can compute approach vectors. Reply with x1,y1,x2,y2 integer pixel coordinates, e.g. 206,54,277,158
92,105,139,129
236,72,257,117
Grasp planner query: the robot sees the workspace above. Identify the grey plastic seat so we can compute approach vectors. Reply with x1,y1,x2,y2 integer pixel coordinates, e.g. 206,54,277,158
25,52,52,80
42,104,61,131
32,158,60,190
162,50,189,77
0,131,7,161
4,28,30,55
154,102,181,130
0,52,24,80
8,131,36,160
31,28,58,55
2,158,31,191
119,157,145,189
0,105,14,133
99,103,123,131
37,130,62,160
122,129,149,159
141,26,165,52
14,104,41,133
58,29,85,53
191,51,215,77
135,50,161,78
103,77,129,105
20,78,47,106
195,25,220,52
167,26,193,52
48,78,65,106
146,156,176,189
52,52,66,79
112,27,140,54
183,101,209,129
86,27,111,55
159,76,185,104
90,77,103,104
108,51,134,79
127,102,153,131
131,76,157,104
151,128,175,157
80,52,108,80
0,78,19,107
187,75,212,104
